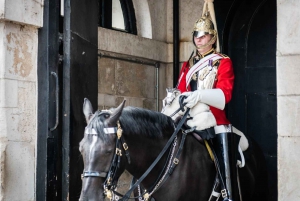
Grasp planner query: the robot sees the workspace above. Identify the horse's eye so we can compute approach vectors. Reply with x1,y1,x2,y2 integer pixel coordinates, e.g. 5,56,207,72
105,149,113,154
104,114,110,118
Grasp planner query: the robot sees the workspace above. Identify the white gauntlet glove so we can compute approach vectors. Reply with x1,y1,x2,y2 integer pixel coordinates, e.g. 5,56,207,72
181,89,226,110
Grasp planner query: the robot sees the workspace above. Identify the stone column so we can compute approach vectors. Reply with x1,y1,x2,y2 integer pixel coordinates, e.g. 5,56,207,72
277,0,300,200
0,0,43,200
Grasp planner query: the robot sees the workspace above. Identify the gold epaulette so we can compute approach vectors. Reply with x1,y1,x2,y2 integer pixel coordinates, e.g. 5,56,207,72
217,53,230,59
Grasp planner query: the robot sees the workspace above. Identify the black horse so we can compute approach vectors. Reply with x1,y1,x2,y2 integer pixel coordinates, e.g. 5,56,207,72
79,98,268,201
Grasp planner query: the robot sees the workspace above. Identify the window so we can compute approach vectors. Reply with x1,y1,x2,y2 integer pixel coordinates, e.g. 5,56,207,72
99,0,137,34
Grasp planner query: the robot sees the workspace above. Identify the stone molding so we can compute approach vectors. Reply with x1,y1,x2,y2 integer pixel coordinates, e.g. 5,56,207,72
0,0,43,27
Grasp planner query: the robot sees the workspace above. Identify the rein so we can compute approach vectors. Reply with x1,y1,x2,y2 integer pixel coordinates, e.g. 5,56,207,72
119,108,191,201
82,104,191,201
169,95,187,117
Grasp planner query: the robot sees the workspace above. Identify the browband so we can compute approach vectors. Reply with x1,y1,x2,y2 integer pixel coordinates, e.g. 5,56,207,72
84,127,117,135
103,127,118,134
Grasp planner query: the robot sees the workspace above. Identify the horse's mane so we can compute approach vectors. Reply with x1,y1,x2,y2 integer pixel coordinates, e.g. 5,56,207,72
86,106,174,142
119,106,174,139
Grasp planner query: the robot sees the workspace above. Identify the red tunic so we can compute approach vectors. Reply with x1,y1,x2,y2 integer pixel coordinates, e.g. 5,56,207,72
177,56,234,125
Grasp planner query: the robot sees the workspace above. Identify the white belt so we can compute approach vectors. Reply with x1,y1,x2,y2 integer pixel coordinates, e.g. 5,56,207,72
214,124,249,158
214,125,232,134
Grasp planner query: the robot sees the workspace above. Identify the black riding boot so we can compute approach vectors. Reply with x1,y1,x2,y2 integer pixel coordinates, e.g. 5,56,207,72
212,132,241,201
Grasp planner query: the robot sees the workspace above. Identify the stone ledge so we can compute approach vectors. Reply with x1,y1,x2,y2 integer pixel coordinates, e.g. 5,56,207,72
98,27,169,63
98,27,194,64
0,0,43,28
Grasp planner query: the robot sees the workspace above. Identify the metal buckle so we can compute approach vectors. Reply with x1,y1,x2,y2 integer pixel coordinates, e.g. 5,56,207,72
116,148,122,156
183,126,196,134
117,128,122,139
117,121,122,139
143,193,150,201
173,158,179,164
107,177,112,185
221,189,228,198
104,188,113,199
123,143,128,150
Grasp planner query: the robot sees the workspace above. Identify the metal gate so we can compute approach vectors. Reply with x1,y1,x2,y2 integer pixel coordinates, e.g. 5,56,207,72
37,0,98,200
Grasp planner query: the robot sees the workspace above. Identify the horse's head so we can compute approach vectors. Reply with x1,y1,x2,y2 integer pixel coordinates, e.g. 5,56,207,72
162,87,181,107
79,98,126,201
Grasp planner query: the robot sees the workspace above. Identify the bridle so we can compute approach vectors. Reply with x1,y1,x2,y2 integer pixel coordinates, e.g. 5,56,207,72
81,111,131,200
81,107,192,201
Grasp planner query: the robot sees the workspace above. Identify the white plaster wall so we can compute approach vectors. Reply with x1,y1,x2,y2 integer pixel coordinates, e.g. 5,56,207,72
132,0,152,39
147,0,167,42
0,21,37,201
112,0,125,30
0,0,42,200
277,0,300,200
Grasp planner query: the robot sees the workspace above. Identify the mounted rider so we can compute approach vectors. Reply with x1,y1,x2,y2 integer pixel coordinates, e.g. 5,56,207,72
169,4,245,201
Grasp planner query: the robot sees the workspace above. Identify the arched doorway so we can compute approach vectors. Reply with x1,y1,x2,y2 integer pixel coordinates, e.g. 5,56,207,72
215,0,277,200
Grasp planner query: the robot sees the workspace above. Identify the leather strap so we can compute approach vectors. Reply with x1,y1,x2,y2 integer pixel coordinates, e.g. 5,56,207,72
119,108,191,201
168,126,195,175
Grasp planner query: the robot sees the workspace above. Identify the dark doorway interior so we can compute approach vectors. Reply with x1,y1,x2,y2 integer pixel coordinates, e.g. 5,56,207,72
215,0,277,200
62,0,98,200
37,0,98,200
37,0,63,200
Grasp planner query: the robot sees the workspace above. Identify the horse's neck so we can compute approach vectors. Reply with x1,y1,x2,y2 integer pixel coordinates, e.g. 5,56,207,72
124,133,212,188
124,134,171,182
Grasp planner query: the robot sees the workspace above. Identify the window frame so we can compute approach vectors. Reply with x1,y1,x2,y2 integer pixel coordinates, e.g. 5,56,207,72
99,0,137,34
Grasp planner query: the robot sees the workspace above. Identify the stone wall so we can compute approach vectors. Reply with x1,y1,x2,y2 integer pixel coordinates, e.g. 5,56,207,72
0,0,43,200
98,55,158,110
97,0,204,196
277,0,300,200
98,27,172,110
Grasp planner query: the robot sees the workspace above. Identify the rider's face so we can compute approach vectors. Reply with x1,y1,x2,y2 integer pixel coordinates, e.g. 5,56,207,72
194,34,213,54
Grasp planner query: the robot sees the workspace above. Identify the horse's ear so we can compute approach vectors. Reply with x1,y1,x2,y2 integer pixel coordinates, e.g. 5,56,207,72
83,98,94,124
107,100,126,126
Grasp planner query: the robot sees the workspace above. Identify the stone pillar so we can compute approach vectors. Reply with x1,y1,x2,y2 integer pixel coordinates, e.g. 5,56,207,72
277,0,300,200
0,0,43,200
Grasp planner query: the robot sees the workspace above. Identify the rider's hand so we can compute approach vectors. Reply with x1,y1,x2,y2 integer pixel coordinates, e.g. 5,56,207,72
182,91,202,108
181,91,192,97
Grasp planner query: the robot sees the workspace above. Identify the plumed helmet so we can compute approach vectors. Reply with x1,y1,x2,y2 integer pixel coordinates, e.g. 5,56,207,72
193,16,216,38
192,15,217,49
